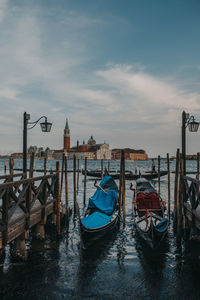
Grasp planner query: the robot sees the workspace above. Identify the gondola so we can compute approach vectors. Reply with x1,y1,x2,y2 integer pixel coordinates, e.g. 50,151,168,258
131,177,168,249
80,174,120,247
81,169,168,180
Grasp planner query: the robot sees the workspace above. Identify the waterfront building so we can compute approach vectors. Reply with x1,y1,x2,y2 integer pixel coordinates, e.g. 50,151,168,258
111,148,148,160
66,136,111,160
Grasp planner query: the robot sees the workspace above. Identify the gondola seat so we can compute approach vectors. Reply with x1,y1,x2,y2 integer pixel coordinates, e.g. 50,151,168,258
137,191,161,210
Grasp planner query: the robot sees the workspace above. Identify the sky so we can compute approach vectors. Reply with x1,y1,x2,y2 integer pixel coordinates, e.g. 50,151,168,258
0,0,200,157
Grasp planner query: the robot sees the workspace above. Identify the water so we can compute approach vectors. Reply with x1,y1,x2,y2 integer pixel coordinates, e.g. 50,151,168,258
0,158,200,300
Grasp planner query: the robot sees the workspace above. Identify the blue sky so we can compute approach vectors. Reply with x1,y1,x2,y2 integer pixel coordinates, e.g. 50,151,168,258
0,0,200,156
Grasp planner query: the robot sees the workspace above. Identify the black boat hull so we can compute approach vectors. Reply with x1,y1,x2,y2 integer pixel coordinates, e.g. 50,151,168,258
81,213,120,247
82,170,168,180
134,218,168,249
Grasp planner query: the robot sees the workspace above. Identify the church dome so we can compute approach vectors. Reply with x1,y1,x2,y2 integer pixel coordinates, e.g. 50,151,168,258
88,135,96,145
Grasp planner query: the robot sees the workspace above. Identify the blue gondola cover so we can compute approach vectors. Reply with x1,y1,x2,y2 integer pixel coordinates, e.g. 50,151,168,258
155,218,168,232
88,189,118,215
81,211,112,229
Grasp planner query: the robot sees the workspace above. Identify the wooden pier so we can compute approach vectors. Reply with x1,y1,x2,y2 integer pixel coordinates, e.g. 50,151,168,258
173,150,200,241
0,171,59,259
183,176,200,239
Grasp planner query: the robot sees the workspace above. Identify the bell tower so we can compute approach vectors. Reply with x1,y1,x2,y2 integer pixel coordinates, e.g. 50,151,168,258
64,118,70,150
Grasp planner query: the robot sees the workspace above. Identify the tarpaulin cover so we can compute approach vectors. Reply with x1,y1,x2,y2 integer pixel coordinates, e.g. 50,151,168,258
88,189,118,215
99,175,118,192
155,218,168,232
88,175,118,215
81,211,112,229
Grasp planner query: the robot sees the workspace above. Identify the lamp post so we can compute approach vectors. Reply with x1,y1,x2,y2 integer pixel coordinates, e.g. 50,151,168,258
23,112,52,177
182,110,199,176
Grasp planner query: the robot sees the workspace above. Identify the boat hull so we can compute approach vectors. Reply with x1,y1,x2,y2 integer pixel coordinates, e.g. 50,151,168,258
134,217,168,249
80,213,120,246
82,170,168,180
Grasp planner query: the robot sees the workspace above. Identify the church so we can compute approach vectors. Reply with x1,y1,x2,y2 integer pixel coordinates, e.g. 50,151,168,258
63,119,111,160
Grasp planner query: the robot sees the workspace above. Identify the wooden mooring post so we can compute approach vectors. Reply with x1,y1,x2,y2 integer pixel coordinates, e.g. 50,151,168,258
83,157,87,205
118,151,122,216
177,156,183,240
29,152,34,178
174,148,180,219
9,157,14,178
167,153,171,219
101,159,103,179
197,152,200,180
122,152,126,228
158,155,160,194
65,156,69,216
77,158,80,192
56,161,61,235
44,157,47,176
4,159,7,174
73,155,77,212
108,161,110,173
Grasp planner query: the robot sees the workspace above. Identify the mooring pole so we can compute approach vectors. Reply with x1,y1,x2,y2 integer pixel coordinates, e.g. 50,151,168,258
44,157,47,176
56,161,61,235
122,151,126,228
108,161,110,173
9,157,14,178
83,157,87,205
118,150,123,215
73,155,77,212
167,153,171,219
158,155,160,194
197,152,200,181
4,159,7,174
174,148,180,218
29,152,34,179
77,158,80,193
61,153,65,193
65,156,69,216
177,157,183,240
101,159,103,179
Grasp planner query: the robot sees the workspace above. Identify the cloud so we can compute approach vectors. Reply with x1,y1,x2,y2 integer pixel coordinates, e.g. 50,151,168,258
0,0,8,22
0,2,200,156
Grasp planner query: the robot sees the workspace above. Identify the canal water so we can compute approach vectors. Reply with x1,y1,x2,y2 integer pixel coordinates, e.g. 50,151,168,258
0,158,200,300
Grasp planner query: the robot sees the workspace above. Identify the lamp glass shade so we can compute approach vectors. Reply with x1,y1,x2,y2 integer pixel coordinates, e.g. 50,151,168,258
188,121,199,132
40,121,52,132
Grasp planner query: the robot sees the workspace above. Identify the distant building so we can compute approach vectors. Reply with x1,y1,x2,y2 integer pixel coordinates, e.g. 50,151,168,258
112,148,148,160
67,135,111,160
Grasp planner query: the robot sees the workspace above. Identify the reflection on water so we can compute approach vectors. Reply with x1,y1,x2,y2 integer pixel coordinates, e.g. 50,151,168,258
0,158,200,299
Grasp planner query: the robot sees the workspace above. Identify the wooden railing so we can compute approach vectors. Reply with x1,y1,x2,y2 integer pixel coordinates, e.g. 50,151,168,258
0,173,58,248
183,176,200,209
0,173,25,184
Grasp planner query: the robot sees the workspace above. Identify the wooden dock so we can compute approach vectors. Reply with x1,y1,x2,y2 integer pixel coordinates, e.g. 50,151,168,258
0,172,59,258
183,176,200,239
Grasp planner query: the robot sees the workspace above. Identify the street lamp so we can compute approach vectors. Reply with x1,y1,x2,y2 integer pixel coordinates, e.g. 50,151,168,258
23,112,52,176
182,110,199,176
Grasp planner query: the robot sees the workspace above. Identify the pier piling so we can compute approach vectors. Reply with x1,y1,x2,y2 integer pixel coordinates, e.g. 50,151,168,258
77,159,80,192
56,161,61,235
44,157,47,176
158,155,160,194
121,150,126,227
73,155,77,212
177,156,183,240
65,156,69,217
83,157,87,205
174,148,180,219
197,152,200,180
101,159,103,179
167,153,171,219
